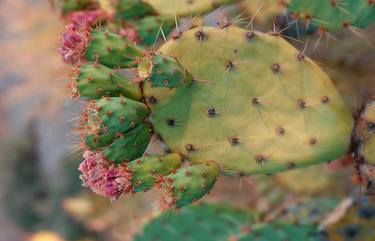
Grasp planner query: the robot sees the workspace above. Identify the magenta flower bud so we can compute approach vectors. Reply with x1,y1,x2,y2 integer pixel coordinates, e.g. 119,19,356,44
79,151,132,200
58,24,90,64
65,9,108,27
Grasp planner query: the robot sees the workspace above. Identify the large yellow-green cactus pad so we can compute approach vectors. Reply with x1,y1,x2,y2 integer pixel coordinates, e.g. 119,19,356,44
145,26,353,175
143,0,235,17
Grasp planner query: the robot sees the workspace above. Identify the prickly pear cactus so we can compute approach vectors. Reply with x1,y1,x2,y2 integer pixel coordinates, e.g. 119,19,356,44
354,100,375,164
145,26,353,175
60,21,354,206
132,203,255,241
286,0,375,32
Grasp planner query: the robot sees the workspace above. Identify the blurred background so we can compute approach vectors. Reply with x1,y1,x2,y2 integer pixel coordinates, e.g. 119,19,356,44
0,0,374,241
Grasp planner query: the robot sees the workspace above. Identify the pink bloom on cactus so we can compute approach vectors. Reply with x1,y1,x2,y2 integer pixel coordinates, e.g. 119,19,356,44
58,24,90,64
79,151,132,200
119,26,139,44
65,9,107,27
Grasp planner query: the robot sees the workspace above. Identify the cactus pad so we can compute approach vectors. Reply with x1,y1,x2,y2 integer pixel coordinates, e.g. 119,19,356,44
354,100,375,164
161,163,220,208
142,0,235,17
79,97,151,163
145,26,353,175
115,0,156,20
287,0,375,32
133,203,255,241
72,64,142,100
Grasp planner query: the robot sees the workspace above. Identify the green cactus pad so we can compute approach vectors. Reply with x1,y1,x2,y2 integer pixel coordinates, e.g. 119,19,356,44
115,0,156,20
132,16,175,46
80,97,151,163
102,122,151,163
139,53,193,88
354,100,375,163
162,162,220,208
238,222,323,241
128,153,182,192
73,64,142,100
145,26,353,175
85,29,144,68
287,0,375,32
142,0,235,17
61,0,95,15
133,203,255,241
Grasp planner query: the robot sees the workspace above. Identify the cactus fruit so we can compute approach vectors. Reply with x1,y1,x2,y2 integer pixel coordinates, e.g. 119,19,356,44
286,0,375,32
133,203,255,241
145,25,353,175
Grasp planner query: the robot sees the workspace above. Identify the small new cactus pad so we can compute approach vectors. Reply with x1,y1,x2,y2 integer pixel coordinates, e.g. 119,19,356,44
78,97,151,163
59,25,144,66
130,16,175,45
354,100,375,164
79,151,181,199
128,153,182,192
237,222,324,241
141,0,236,17
286,0,375,32
132,203,255,241
145,25,353,175
161,163,220,208
72,64,142,100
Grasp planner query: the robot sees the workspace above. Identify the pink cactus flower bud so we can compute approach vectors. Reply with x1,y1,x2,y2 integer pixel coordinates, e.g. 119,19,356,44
58,24,90,64
64,9,107,27
119,26,140,44
79,151,132,200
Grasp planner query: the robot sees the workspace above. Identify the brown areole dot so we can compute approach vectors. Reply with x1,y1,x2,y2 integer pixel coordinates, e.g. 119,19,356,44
276,126,286,136
195,30,208,41
310,138,317,145
185,144,195,152
321,96,330,104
